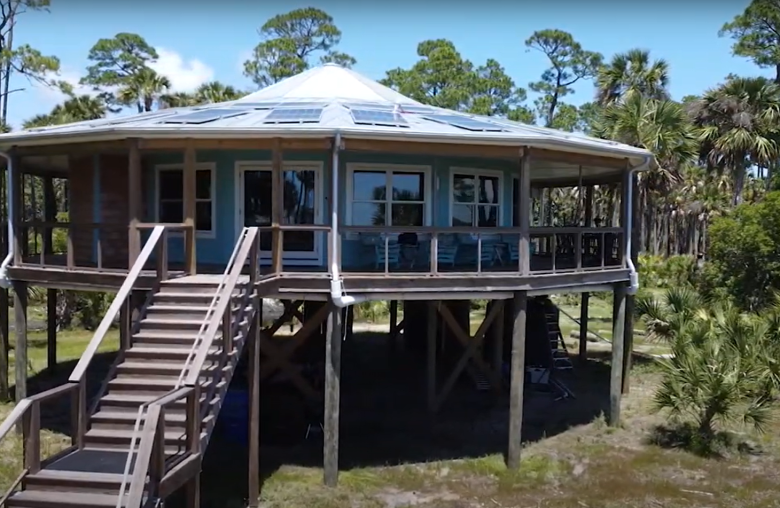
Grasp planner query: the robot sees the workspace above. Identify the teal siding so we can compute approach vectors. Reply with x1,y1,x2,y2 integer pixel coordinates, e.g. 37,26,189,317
144,149,521,268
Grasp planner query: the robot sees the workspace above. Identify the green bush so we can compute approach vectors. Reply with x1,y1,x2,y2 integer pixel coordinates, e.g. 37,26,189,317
702,191,780,311
638,254,699,289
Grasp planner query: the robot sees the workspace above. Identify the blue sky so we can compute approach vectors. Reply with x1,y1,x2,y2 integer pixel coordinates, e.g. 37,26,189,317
8,0,768,128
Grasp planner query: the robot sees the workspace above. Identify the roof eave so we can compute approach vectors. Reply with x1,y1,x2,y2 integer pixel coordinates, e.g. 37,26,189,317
0,126,652,165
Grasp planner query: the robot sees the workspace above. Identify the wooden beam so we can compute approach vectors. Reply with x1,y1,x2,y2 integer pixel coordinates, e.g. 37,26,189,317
389,299,398,348
426,301,437,414
127,139,142,267
579,292,589,362
13,280,27,402
529,148,630,170
323,303,342,487
13,141,127,157
137,137,331,151
610,283,626,427
182,139,197,274
0,287,8,401
46,289,56,371
343,138,519,160
507,291,527,470
247,302,261,508
491,300,505,378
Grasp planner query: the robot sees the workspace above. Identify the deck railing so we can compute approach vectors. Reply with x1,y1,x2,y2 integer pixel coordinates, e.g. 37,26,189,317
340,225,624,275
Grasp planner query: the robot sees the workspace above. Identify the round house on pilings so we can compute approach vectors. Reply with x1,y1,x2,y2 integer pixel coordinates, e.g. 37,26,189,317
0,63,654,499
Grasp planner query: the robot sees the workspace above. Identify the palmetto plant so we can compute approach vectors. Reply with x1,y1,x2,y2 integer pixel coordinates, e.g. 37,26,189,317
639,289,780,442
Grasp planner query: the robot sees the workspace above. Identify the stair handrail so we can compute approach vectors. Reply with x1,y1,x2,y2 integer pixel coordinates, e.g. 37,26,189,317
175,227,251,389
183,227,259,387
556,304,612,343
69,225,168,384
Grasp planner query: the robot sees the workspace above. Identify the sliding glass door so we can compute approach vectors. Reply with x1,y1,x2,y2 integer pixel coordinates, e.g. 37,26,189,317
237,163,322,264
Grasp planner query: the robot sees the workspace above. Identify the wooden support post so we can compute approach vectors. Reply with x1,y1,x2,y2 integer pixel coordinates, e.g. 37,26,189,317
491,300,505,378
46,289,56,371
579,292,589,362
127,139,142,267
10,152,21,264
247,299,261,508
183,139,197,274
426,301,437,414
389,299,398,347
13,280,27,402
323,303,342,487
346,305,355,342
507,291,527,469
610,284,627,427
0,286,8,401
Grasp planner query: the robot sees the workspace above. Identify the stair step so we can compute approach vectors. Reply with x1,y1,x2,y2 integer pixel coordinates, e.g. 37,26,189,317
116,361,226,377
124,346,222,361
132,331,223,346
84,427,204,447
91,410,215,430
24,469,124,494
99,389,223,410
108,376,216,393
6,490,127,507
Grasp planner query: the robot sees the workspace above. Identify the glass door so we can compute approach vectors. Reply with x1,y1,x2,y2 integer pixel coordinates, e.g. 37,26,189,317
239,164,321,264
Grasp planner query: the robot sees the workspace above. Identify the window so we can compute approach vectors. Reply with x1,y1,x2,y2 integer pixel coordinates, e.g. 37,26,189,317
349,167,427,226
156,165,215,235
451,170,501,227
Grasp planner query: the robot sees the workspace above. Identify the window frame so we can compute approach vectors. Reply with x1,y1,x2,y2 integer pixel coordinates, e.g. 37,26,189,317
345,163,433,228
154,162,217,239
449,167,504,228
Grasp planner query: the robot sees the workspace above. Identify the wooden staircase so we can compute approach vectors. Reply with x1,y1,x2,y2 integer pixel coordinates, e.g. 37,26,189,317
4,277,258,508
1,226,268,508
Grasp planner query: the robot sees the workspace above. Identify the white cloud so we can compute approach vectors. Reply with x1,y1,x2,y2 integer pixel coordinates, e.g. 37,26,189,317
32,66,96,107
149,47,214,93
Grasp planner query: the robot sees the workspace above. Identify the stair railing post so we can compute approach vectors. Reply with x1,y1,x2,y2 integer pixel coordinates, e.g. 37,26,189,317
157,228,168,282
186,386,200,455
76,378,87,449
23,401,41,474
222,306,232,362
149,408,165,496
249,229,259,286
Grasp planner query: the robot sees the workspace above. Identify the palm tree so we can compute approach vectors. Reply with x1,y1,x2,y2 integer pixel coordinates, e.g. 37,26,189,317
159,92,197,108
596,49,670,106
117,67,172,113
594,95,699,252
195,81,246,103
22,95,106,129
688,76,780,206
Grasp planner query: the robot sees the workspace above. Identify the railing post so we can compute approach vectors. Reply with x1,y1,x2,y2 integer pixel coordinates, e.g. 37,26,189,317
431,232,439,275
77,379,87,449
24,401,41,474
384,235,389,274
272,228,283,274
518,150,531,275
477,234,483,273
249,229,259,285
96,226,103,270
222,306,233,360
551,234,557,273
157,228,168,282
575,231,582,271
187,387,200,455
66,227,74,269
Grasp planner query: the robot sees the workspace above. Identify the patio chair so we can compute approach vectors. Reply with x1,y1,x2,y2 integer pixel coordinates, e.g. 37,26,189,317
375,241,401,270
437,244,459,268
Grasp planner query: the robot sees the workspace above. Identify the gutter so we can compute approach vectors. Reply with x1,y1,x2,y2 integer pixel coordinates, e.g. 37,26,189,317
0,149,12,288
625,155,653,295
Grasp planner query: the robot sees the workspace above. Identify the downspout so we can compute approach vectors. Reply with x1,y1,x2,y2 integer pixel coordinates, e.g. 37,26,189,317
625,155,653,295
0,150,13,288
329,132,367,307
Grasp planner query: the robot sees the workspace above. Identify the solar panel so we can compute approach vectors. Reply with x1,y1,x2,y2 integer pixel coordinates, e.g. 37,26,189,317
232,102,280,109
350,108,408,127
108,111,179,125
263,107,324,123
424,114,506,132
161,109,248,124
396,105,437,114
343,102,395,111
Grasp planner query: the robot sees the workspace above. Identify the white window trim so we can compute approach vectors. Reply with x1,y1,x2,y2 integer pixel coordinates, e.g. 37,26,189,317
233,160,325,266
449,166,504,227
154,162,217,239
345,163,433,228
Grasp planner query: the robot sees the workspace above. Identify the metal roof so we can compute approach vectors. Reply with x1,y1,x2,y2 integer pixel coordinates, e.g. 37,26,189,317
0,63,653,165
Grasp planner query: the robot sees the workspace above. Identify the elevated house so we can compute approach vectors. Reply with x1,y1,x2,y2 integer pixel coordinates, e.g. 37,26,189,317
0,64,651,508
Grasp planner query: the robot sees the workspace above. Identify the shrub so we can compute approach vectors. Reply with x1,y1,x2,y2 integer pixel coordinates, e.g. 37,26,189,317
638,254,699,289
702,191,780,311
